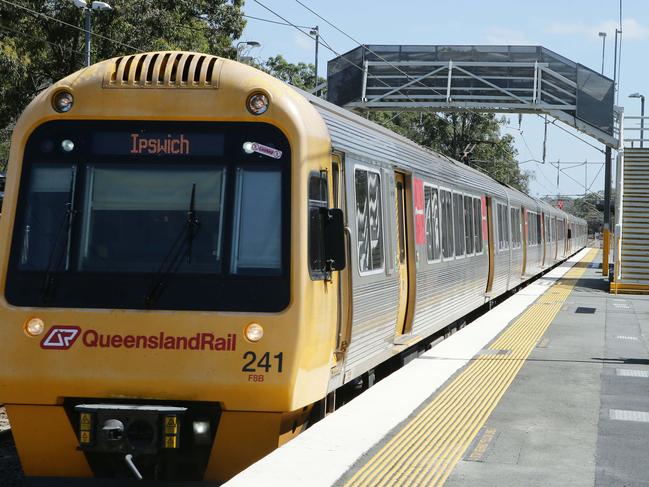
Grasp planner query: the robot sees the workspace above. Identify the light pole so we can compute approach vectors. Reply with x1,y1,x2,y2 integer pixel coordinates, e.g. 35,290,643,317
598,32,606,75
630,92,646,148
309,26,319,89
72,0,113,67
236,41,261,63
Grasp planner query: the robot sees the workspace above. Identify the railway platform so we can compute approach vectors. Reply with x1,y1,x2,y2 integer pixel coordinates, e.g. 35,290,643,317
226,248,649,486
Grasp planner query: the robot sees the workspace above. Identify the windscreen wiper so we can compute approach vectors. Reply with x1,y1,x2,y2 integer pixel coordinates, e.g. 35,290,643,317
41,167,78,302
145,183,200,305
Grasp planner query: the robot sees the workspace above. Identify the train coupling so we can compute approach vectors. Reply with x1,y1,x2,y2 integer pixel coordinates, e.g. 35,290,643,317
74,404,188,454
68,401,221,480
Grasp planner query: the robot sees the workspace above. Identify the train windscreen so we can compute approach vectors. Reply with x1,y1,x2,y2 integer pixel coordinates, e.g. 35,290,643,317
6,120,291,312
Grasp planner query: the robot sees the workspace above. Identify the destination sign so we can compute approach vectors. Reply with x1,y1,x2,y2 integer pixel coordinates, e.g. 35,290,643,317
92,132,224,157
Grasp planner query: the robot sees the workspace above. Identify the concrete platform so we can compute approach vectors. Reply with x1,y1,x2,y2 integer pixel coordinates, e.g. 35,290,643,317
226,248,649,486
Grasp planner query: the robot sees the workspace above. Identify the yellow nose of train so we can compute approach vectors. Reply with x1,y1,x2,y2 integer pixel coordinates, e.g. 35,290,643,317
0,51,337,482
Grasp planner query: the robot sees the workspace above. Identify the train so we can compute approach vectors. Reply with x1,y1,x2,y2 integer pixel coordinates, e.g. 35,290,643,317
0,51,586,483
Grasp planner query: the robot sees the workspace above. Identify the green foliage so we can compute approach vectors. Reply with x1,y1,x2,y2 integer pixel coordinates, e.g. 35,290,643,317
0,0,246,166
258,54,324,91
544,192,604,234
370,111,530,193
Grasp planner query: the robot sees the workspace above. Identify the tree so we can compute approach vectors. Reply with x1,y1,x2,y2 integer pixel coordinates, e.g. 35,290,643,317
0,0,246,166
259,54,325,91
544,192,605,234
370,111,530,193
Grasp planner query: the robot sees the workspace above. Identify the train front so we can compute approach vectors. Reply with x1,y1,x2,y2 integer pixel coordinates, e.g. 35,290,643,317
0,52,337,482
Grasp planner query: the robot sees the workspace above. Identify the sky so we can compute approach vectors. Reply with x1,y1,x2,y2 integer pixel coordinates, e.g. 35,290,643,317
236,0,648,199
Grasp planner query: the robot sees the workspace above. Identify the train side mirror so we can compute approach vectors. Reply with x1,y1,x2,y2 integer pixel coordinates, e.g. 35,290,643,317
322,208,346,272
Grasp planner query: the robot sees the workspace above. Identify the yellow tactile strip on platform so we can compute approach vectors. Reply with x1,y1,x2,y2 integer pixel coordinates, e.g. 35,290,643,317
344,249,598,487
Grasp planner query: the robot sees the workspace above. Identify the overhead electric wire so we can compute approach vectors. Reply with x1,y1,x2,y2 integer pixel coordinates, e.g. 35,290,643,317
251,1,346,60
0,24,84,58
292,0,445,98
251,0,431,111
533,159,563,195
243,13,312,29
587,163,605,192
517,128,537,161
544,116,605,153
255,0,598,200
0,0,142,53
316,32,336,54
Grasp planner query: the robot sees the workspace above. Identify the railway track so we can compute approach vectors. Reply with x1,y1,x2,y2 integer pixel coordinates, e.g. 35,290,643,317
0,407,23,486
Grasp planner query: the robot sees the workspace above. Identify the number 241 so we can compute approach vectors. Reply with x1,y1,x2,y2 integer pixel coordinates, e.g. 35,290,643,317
242,352,283,373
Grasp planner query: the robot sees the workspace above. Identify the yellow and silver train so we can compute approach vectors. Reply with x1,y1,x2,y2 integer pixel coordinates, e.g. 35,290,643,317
0,51,587,483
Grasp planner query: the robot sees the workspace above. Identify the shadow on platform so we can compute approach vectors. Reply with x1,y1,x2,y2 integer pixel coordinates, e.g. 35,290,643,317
551,277,610,292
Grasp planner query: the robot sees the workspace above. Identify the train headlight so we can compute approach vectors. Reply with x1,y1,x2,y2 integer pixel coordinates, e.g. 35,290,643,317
52,91,74,113
192,420,211,445
244,322,264,342
24,317,45,337
61,139,75,152
246,92,269,115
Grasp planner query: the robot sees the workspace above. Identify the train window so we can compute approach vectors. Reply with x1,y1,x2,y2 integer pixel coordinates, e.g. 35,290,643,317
453,192,465,257
18,164,77,270
528,211,536,246
308,172,329,279
424,185,441,262
355,168,384,274
550,218,555,242
231,168,282,274
497,203,509,251
545,216,550,244
440,189,453,259
464,195,474,255
473,198,483,254
536,213,542,245
79,164,226,273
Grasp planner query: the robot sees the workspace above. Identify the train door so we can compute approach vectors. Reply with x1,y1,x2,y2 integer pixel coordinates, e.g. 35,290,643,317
552,217,557,260
545,215,550,264
564,219,569,255
521,207,527,276
331,153,351,361
485,196,495,294
541,212,547,267
394,172,410,335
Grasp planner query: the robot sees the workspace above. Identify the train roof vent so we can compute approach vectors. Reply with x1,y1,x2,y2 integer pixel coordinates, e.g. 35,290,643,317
103,52,222,89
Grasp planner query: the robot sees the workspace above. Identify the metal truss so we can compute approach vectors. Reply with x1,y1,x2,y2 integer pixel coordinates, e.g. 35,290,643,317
327,47,619,148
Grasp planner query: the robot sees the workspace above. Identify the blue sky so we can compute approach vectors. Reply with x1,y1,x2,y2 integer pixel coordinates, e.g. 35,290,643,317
237,0,648,198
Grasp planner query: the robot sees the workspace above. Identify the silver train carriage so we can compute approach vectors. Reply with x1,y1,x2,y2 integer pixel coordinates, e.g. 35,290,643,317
303,92,587,390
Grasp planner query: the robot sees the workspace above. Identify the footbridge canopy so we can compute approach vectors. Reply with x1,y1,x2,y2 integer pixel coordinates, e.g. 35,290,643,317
326,45,619,148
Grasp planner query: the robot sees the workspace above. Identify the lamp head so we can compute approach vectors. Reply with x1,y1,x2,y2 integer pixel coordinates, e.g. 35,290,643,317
629,93,644,99
598,32,607,38
91,1,113,10
72,0,87,8
236,41,261,50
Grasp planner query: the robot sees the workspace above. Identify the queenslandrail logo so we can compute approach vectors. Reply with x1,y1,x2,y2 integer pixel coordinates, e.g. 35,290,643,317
40,326,81,349
40,326,236,352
